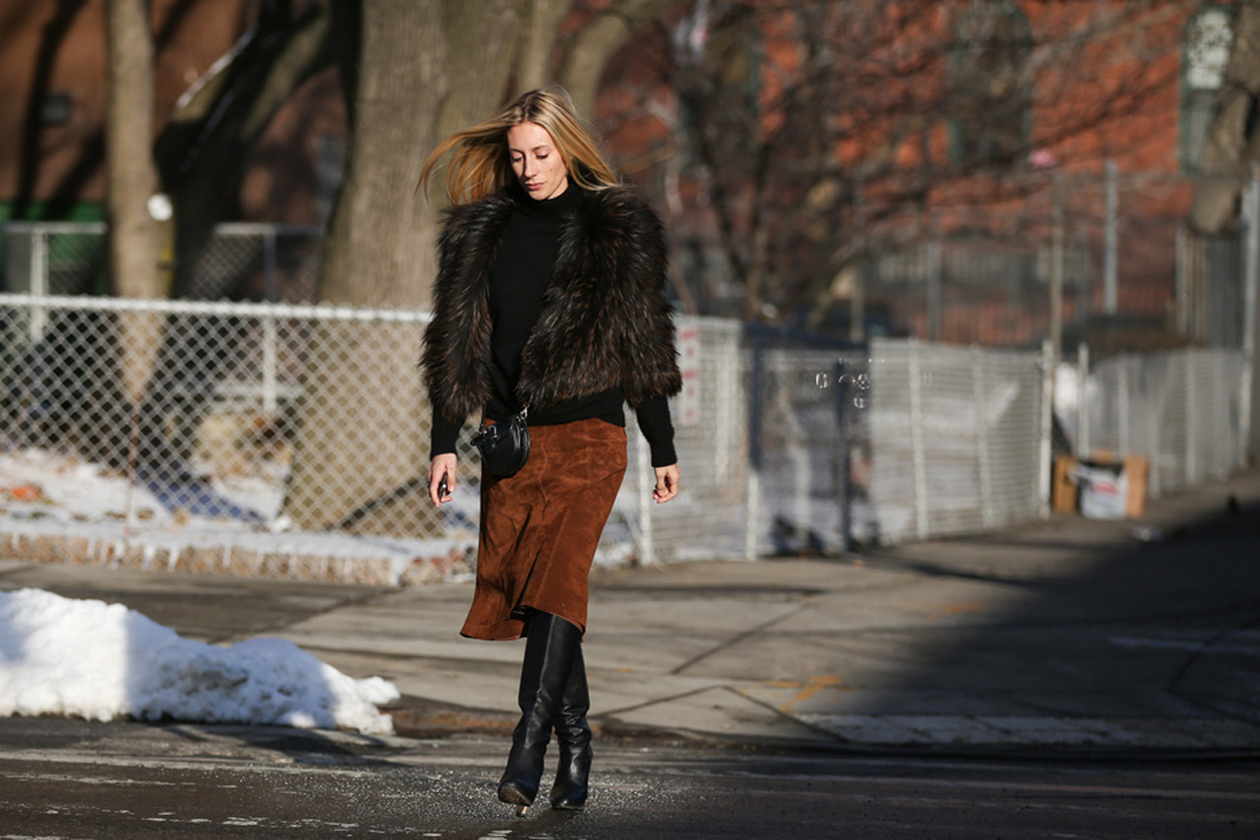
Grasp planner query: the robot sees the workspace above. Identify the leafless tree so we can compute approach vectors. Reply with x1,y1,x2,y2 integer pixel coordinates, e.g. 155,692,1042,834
617,0,1196,326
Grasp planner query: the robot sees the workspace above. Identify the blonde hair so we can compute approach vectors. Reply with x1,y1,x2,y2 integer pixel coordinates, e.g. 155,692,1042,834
419,87,620,206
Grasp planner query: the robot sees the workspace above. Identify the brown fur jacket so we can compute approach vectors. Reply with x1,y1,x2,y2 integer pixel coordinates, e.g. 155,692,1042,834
422,186,682,424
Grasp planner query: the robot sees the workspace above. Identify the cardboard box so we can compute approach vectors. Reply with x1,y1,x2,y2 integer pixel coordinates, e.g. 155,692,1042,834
1052,451,1149,519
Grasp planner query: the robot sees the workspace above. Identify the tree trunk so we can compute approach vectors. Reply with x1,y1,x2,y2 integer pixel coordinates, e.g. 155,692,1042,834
282,0,450,532
1190,0,1260,234
557,0,673,117
515,0,571,93
438,0,520,139
105,0,164,404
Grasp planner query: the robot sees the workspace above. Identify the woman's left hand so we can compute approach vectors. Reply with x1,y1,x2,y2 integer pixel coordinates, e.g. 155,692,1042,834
652,464,680,504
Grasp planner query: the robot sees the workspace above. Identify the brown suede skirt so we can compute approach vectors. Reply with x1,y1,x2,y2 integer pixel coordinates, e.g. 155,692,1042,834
460,418,628,641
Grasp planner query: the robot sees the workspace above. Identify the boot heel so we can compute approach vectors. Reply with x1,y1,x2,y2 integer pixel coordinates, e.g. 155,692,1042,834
498,779,533,815
497,779,538,814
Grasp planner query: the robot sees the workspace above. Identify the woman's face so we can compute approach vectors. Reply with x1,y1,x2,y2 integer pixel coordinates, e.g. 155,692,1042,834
507,121,568,201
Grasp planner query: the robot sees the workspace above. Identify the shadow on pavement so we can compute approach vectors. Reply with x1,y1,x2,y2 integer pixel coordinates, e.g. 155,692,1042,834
810,481,1260,750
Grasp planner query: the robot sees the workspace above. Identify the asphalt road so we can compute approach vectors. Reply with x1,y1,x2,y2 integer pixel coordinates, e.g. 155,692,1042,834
4,470,1259,837
2,716,1258,839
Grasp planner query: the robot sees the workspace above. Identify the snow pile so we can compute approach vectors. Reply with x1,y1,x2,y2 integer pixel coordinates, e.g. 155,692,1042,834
0,588,399,735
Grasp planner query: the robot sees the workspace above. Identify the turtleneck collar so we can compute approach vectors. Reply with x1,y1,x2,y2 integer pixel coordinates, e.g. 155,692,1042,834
509,181,583,219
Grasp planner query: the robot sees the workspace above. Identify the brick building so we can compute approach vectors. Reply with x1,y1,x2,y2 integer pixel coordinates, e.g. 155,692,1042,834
596,1,1239,349
0,0,344,227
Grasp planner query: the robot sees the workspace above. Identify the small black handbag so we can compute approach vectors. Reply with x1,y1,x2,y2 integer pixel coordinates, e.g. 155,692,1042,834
474,407,530,478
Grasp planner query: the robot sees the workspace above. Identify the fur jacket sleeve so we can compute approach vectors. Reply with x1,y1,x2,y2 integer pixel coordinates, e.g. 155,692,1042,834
422,187,683,424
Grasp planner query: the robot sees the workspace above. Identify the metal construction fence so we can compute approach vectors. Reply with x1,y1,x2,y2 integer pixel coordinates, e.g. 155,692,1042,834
747,338,1250,551
1074,348,1250,499
839,165,1188,349
862,339,1050,545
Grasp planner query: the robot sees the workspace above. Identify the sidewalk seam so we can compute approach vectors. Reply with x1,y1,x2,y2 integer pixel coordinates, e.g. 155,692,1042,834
668,605,806,675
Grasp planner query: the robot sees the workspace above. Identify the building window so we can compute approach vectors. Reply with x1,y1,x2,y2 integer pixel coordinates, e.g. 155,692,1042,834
947,2,1033,169
1181,6,1234,174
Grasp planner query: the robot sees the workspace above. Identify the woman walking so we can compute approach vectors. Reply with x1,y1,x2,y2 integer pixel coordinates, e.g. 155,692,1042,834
419,88,682,814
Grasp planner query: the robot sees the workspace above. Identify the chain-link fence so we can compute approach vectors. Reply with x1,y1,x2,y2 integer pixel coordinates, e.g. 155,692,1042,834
863,339,1049,545
665,331,1042,557
852,167,1185,348
628,317,751,562
0,294,413,509
184,223,323,302
739,329,870,557
0,222,321,301
1077,348,1249,498
2,222,108,299
0,223,1251,584
0,293,749,579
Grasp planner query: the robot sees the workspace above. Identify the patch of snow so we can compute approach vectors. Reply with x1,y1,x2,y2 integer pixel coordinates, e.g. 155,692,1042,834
1,449,485,585
0,588,399,735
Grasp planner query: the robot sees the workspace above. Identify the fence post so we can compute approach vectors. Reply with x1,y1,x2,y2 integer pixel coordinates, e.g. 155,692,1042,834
715,335,736,483
1119,359,1131,456
264,227,278,302
745,469,761,561
1186,353,1199,484
835,358,852,552
927,221,941,342
262,310,279,415
1104,158,1118,315
1039,339,1054,517
1245,166,1260,463
909,339,929,538
790,399,811,544
971,345,994,527
636,428,654,565
30,229,48,341
745,330,765,560
1051,172,1064,393
1077,343,1091,456
1175,225,1189,337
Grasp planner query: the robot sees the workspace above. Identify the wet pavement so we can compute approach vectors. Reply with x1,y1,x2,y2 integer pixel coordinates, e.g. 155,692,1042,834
3,716,1259,839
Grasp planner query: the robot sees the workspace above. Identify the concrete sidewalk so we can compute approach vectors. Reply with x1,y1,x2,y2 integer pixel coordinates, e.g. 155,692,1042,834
4,468,1260,757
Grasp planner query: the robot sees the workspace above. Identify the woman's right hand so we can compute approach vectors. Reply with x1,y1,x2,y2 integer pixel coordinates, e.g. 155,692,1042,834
429,453,457,507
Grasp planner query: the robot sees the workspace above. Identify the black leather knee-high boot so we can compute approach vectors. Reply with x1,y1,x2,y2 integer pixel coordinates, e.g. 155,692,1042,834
550,644,592,810
498,612,581,811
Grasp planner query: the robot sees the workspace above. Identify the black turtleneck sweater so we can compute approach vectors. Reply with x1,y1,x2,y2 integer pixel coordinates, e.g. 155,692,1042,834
430,184,677,467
